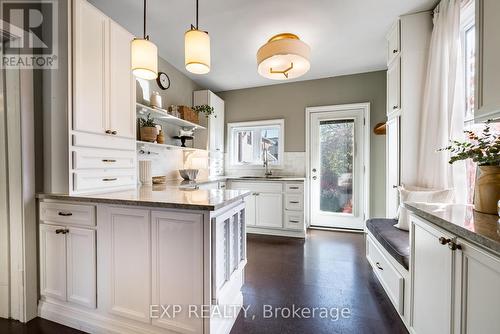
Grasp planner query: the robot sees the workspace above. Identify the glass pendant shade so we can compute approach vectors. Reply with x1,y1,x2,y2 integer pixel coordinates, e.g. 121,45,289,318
257,33,310,80
131,37,158,80
185,29,211,74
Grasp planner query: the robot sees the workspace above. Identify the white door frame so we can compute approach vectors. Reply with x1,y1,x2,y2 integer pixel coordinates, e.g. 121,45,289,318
305,103,370,230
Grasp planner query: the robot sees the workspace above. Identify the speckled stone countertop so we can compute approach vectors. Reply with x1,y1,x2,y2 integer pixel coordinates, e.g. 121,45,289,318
38,185,251,211
405,202,500,254
165,176,306,189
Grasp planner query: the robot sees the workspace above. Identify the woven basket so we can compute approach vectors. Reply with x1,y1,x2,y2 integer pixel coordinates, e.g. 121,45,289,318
178,106,199,124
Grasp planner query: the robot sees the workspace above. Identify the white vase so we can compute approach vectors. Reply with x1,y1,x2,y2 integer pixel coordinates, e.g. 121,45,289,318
139,160,152,185
150,91,162,109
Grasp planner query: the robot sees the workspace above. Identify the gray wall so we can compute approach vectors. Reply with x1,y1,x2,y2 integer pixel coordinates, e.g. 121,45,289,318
136,56,200,108
218,71,387,217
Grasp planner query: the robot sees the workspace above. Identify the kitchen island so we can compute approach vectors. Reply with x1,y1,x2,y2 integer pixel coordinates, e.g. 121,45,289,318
37,185,250,334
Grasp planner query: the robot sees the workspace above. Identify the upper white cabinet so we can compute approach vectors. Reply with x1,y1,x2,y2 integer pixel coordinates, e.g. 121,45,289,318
73,0,135,138
387,21,401,65
73,0,108,135
193,90,225,152
387,58,401,116
475,0,500,122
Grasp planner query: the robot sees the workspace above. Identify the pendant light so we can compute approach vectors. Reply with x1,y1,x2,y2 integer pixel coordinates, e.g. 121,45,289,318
185,0,211,74
131,0,158,80
257,33,310,80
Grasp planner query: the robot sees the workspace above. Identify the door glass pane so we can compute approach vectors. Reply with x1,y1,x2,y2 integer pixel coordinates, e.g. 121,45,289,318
319,119,354,214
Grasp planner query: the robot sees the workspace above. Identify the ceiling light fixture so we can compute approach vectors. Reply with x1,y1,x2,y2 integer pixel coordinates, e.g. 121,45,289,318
185,0,211,74
131,0,158,80
257,33,310,80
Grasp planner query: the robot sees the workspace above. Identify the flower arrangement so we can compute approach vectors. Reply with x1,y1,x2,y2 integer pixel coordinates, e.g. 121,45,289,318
192,104,216,118
439,125,500,166
139,113,157,128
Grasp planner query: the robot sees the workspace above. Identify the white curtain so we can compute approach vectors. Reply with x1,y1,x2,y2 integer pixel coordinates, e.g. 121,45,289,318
417,0,466,203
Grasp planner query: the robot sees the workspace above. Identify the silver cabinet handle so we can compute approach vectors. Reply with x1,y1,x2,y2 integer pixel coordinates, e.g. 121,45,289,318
375,262,383,270
102,178,117,182
289,220,300,223
289,186,299,190
289,201,300,204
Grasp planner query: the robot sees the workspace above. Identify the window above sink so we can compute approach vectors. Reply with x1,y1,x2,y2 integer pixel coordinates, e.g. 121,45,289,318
227,119,284,169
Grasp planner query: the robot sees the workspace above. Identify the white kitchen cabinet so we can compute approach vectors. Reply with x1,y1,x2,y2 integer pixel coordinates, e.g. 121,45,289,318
387,58,401,116
73,0,135,138
99,206,151,323
387,20,401,65
66,227,96,308
73,0,108,135
410,215,455,334
39,224,67,302
454,240,500,334
243,192,256,226
109,21,135,139
256,193,283,228
475,0,500,122
193,90,225,153
386,116,400,217
151,210,204,333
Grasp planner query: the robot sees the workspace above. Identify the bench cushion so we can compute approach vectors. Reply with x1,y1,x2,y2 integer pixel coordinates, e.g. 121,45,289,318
366,218,409,270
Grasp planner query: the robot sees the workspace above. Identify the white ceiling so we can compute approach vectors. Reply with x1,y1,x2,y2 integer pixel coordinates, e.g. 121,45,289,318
89,0,437,92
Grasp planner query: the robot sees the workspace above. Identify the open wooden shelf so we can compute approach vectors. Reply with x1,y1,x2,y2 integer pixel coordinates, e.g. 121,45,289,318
136,103,206,130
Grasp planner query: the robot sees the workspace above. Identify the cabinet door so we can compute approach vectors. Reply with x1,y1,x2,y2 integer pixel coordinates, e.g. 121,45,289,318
66,227,96,308
151,210,204,333
455,240,500,334
39,224,67,302
386,116,400,217
387,20,401,65
100,206,151,323
475,0,500,122
410,216,454,334
244,194,256,226
109,21,135,139
387,58,401,116
73,0,109,135
256,193,283,228
210,92,225,153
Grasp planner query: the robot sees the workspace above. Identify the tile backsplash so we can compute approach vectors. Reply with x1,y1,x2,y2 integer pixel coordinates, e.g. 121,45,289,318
224,152,306,177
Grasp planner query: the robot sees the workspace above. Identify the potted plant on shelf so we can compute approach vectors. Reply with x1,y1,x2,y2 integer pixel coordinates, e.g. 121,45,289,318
193,104,216,118
440,124,500,214
139,113,158,142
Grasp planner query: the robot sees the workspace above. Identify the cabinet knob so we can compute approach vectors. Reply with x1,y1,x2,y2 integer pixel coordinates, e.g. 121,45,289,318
375,262,384,270
392,185,398,189
312,168,317,172
439,237,451,245
393,105,398,110
111,130,117,135
105,130,112,134
448,242,461,251
393,49,398,54
312,176,317,180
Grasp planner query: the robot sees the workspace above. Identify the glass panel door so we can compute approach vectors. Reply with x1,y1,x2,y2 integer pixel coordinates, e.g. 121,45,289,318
310,108,365,230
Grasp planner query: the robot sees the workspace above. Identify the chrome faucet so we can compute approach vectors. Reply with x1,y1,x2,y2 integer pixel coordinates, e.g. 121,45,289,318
263,147,272,177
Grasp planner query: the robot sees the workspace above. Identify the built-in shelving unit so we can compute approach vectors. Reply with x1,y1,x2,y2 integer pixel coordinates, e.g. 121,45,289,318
136,103,206,130
136,140,199,152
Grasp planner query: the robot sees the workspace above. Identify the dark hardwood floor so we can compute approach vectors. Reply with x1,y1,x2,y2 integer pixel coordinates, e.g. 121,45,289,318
0,230,407,334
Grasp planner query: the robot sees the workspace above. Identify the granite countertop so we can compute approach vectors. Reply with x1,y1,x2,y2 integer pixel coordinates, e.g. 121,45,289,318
224,176,306,181
405,202,500,254
166,176,306,189
38,185,251,211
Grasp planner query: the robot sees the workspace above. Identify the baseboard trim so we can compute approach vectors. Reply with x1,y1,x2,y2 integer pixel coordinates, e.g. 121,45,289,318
246,227,306,238
309,226,365,234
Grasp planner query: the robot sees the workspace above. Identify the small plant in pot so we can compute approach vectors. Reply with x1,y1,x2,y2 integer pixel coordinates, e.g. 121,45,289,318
440,124,500,214
139,113,158,142
192,104,216,118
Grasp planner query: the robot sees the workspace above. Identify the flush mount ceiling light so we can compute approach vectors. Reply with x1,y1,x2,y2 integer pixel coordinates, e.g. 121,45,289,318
257,33,311,80
185,0,211,74
131,0,158,80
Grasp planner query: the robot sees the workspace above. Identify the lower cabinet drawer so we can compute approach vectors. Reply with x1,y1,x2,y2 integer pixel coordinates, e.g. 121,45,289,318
40,202,96,227
72,147,136,170
284,211,304,230
285,194,304,211
285,183,304,194
367,235,404,314
72,131,135,151
73,170,136,192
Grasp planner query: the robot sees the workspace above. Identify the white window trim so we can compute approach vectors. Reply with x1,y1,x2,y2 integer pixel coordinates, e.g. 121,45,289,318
460,0,475,124
227,119,285,169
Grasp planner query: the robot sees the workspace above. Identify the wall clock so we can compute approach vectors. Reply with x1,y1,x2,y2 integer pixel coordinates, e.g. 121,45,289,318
156,72,170,90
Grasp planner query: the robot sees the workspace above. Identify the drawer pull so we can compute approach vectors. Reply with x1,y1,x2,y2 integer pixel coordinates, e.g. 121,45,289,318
55,229,69,234
375,262,384,271
102,178,117,182
439,237,451,245
102,159,117,163
289,186,299,190
58,212,73,217
289,220,300,223
289,201,300,204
